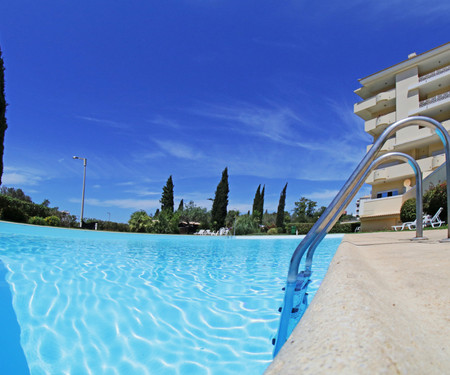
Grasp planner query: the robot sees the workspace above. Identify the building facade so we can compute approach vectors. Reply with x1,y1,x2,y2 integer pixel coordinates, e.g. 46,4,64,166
354,43,450,231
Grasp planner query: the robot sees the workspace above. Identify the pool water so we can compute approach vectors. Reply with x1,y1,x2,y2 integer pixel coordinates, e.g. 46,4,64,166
0,222,342,374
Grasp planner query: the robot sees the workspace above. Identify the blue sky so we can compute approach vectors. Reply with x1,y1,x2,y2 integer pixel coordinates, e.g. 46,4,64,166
1,1,449,223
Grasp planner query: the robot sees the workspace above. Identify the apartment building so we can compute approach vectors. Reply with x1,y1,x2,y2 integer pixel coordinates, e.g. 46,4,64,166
354,42,450,231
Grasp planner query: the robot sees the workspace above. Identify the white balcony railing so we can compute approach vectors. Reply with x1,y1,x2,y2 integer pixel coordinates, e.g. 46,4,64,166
419,91,450,108
419,65,450,82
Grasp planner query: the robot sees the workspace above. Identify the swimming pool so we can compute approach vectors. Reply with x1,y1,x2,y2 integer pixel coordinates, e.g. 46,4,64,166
0,222,342,374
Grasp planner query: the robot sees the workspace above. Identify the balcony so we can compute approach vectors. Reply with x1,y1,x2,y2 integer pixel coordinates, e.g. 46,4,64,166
365,112,396,136
408,90,450,119
419,65,450,82
359,195,404,217
365,154,445,184
419,90,450,107
354,88,396,121
409,66,450,96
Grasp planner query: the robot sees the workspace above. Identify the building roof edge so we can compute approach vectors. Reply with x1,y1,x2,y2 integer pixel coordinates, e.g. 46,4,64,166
358,42,450,84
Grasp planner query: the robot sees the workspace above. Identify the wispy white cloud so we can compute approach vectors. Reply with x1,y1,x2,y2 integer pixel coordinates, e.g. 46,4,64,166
155,140,204,160
77,116,129,129
148,116,181,129
70,197,160,211
187,99,370,180
116,181,135,186
308,189,340,200
125,189,161,197
190,101,310,148
2,166,45,186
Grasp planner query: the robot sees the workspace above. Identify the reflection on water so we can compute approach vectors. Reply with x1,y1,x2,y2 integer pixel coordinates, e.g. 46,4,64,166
0,225,341,374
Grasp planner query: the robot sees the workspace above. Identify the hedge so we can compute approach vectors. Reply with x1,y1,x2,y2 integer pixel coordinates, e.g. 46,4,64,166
0,195,54,219
286,222,354,235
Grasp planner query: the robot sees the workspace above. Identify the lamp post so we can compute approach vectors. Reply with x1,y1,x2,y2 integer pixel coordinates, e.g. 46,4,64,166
73,156,87,228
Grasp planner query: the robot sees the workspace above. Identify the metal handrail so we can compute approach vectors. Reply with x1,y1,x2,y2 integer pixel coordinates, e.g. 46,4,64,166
273,116,450,356
304,152,425,272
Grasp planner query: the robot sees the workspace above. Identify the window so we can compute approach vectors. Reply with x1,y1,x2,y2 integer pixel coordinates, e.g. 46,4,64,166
376,189,399,198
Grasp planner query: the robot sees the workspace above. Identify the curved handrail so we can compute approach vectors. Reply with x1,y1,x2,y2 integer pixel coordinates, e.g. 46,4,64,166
288,117,449,285
304,152,425,271
273,152,425,356
273,116,450,356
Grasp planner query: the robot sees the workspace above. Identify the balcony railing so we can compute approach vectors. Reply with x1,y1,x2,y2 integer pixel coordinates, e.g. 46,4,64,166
419,91,450,108
419,65,450,82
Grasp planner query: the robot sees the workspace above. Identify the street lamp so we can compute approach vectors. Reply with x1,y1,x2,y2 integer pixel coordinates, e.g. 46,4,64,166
73,156,87,228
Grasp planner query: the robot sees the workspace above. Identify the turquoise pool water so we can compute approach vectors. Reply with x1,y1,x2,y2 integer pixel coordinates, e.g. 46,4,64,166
0,222,342,374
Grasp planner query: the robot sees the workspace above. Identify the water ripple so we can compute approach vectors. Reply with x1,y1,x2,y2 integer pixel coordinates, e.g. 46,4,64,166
0,233,341,374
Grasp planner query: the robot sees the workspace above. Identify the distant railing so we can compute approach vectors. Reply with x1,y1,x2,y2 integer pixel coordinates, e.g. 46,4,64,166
419,65,450,82
420,91,450,107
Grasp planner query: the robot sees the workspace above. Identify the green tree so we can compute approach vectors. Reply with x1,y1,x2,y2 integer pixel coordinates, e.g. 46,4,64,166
293,197,319,222
306,199,317,218
1,186,32,202
314,206,327,221
276,183,288,228
252,185,261,223
211,167,229,230
263,211,277,227
293,197,308,222
160,175,174,213
226,209,239,228
179,200,209,227
0,47,7,186
258,185,265,224
251,184,264,224
128,210,153,232
177,199,184,212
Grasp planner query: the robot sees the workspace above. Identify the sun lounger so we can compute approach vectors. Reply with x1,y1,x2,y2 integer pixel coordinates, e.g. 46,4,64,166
392,219,416,231
423,207,445,228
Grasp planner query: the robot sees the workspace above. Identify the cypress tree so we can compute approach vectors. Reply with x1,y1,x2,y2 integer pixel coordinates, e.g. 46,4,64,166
178,199,184,212
252,185,261,219
211,167,229,230
258,185,265,224
0,47,7,186
276,183,288,228
160,175,174,213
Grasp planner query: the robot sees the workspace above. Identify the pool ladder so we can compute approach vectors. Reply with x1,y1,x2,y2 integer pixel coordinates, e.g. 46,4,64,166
272,116,450,357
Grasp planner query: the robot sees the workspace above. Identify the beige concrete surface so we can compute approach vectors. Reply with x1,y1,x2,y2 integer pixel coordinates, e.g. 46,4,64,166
265,229,450,374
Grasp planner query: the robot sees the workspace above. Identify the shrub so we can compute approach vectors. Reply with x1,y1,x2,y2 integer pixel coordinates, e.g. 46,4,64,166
0,206,28,223
45,216,61,227
287,222,353,235
267,228,278,235
329,223,353,233
400,198,416,223
29,216,47,226
424,182,447,221
234,215,259,235
277,227,285,234
129,210,153,233
285,223,314,235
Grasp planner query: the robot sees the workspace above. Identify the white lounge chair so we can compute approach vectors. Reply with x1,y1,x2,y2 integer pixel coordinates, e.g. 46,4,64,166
424,207,445,228
392,219,416,231
195,229,205,235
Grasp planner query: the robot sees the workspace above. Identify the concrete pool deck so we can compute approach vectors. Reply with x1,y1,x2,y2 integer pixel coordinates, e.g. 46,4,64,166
265,229,450,374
